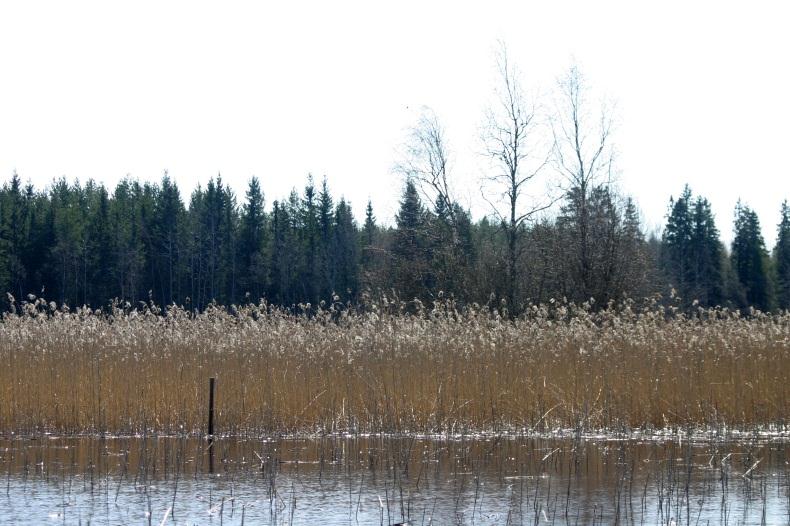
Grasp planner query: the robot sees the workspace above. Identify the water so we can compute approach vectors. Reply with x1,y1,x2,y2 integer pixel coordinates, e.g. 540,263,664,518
1,434,788,525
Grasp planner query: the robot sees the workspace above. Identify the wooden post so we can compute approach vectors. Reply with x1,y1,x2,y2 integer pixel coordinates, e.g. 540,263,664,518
208,377,216,437
207,377,216,473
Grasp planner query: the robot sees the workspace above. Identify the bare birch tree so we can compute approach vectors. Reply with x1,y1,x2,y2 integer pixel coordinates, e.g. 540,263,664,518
552,64,615,300
396,108,477,297
481,44,555,311
396,107,457,230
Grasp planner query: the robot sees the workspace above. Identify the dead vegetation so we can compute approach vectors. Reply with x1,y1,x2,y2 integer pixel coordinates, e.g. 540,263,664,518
0,296,788,436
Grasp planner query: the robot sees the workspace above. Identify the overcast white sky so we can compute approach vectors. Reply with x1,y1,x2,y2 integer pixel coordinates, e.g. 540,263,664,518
1,1,788,246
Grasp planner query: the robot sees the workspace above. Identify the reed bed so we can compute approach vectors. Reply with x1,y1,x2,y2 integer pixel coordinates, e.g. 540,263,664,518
0,297,788,436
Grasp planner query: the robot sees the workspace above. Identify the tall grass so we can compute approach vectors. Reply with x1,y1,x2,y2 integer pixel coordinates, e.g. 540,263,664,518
0,297,788,435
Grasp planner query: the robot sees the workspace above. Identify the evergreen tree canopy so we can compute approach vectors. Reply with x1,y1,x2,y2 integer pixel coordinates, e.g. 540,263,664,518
238,176,267,301
776,200,790,310
661,186,724,307
0,173,786,315
731,202,773,311
392,180,433,303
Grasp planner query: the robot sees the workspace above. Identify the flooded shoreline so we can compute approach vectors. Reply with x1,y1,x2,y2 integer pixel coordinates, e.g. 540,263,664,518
2,435,788,524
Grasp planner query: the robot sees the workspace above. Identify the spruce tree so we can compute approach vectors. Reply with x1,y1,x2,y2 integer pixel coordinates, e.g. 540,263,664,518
661,186,724,307
1,173,31,301
773,200,790,309
238,176,266,301
0,186,9,301
49,178,89,305
220,183,238,304
362,200,376,256
731,202,773,311
359,200,380,290
153,174,185,305
661,186,693,300
268,200,287,305
317,177,334,301
85,185,114,306
431,197,475,299
300,177,319,305
616,197,648,299
393,180,431,303
332,198,358,300
269,192,301,307
689,197,723,306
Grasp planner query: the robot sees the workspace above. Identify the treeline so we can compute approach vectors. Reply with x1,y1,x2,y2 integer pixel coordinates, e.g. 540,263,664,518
0,171,789,313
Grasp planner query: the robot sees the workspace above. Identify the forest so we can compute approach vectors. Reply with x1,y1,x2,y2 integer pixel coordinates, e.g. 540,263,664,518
0,169,788,314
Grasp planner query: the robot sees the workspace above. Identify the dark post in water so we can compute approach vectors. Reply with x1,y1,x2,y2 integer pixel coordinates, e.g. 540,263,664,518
208,377,216,436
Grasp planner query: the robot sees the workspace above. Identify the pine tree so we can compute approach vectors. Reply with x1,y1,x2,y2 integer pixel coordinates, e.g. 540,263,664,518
775,201,790,310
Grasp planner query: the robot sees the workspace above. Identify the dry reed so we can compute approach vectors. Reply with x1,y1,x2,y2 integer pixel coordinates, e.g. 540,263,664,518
0,296,788,435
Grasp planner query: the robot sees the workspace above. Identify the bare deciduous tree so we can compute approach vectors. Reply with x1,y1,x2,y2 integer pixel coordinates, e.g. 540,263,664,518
481,44,555,311
396,108,478,298
552,64,616,300
396,107,457,231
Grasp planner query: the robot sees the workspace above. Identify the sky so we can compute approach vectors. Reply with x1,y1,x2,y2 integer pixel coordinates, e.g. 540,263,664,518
1,0,789,247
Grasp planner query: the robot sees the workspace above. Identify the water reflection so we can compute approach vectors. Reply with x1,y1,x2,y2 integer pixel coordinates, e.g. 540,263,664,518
0,434,788,524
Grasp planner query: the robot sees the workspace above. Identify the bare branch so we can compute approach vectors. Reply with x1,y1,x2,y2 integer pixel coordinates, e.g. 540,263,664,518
395,107,457,230
479,42,557,310
551,64,615,193
550,63,619,301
